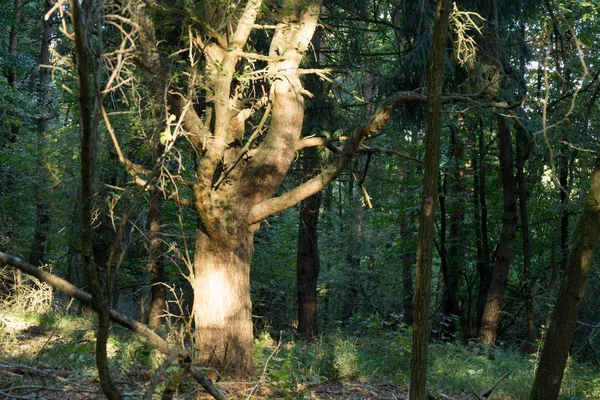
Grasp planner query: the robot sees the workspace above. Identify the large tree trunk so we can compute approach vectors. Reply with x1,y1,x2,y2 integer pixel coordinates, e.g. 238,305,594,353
530,152,600,400
479,115,518,346
409,0,449,398
192,229,254,376
6,0,21,146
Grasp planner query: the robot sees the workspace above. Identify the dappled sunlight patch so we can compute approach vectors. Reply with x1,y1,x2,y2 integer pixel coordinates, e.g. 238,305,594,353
0,313,38,334
562,359,600,398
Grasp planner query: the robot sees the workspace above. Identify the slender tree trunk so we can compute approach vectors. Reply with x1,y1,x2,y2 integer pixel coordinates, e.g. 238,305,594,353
71,0,121,396
438,127,465,341
558,144,570,272
473,127,490,339
409,0,449,397
343,180,364,321
479,116,518,346
147,189,166,328
516,126,536,353
296,184,322,340
401,208,414,327
296,20,327,340
530,151,600,400
28,0,54,267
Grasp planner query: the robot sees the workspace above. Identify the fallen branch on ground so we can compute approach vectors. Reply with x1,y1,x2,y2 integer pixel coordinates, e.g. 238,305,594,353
475,371,510,400
0,251,228,400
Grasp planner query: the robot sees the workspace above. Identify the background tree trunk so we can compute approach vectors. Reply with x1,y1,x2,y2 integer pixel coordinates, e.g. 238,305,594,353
438,126,466,341
147,189,166,328
516,125,536,353
296,183,322,340
27,0,54,268
473,126,491,339
479,115,518,346
401,208,414,327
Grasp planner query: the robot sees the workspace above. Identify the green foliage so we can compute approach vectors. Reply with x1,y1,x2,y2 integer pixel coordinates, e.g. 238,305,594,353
429,343,534,399
254,329,413,388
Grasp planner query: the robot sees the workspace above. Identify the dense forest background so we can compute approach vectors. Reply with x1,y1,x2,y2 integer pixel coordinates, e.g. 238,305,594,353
1,0,600,399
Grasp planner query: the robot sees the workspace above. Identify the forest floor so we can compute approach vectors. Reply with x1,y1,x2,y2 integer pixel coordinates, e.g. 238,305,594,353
1,312,597,399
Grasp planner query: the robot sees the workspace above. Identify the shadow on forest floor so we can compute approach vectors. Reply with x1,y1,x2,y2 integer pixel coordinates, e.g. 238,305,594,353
2,312,598,399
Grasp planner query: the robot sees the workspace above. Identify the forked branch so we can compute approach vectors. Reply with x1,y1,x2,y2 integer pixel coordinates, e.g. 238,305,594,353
248,88,511,224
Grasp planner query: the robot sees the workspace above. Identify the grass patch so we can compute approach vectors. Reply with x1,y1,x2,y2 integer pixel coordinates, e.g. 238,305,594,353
428,343,534,399
3,311,600,399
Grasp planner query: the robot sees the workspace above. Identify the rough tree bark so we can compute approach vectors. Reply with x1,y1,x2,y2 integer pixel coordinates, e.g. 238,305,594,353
186,2,323,374
479,115,518,346
409,0,450,398
530,151,600,400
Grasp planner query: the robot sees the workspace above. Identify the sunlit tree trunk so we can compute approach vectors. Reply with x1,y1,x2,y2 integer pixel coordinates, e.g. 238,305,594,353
192,229,255,375
409,0,449,397
186,2,322,374
530,151,600,400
